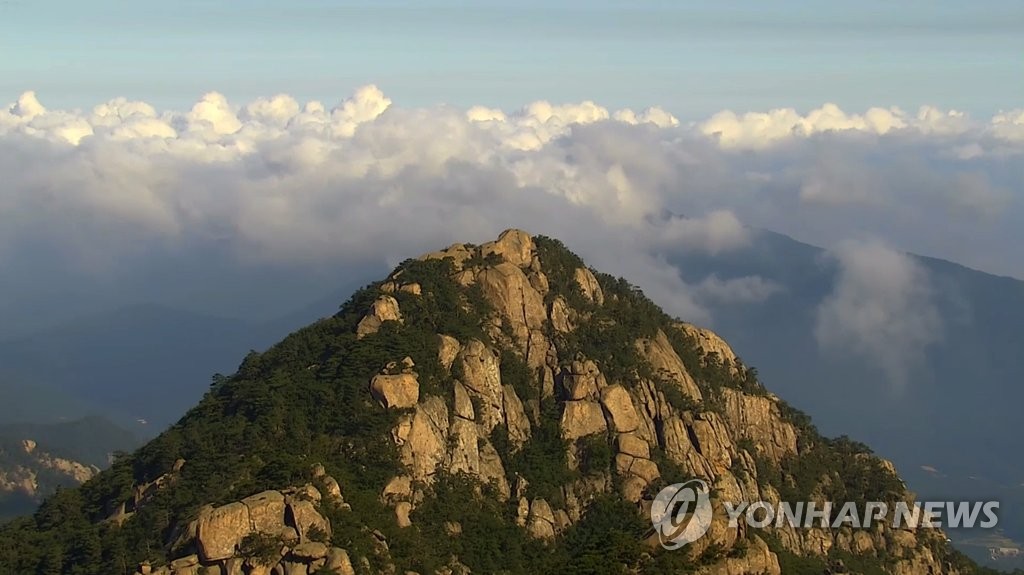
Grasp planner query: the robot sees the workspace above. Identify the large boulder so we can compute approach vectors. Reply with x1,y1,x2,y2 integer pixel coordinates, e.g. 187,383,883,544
629,457,661,484
241,491,287,536
291,541,329,561
615,453,660,484
560,360,604,401
560,400,608,441
599,385,640,433
395,501,413,528
370,373,420,409
356,295,403,339
617,433,650,459
381,476,413,504
320,475,343,504
516,497,530,527
197,503,251,562
286,498,330,542
326,548,356,575
480,229,535,268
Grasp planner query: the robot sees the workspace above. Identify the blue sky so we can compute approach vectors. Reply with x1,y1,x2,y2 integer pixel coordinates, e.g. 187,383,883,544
1,0,1021,116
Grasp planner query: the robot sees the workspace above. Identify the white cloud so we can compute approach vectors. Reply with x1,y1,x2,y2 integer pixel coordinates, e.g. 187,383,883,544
815,240,942,389
914,106,971,135
693,275,784,305
242,94,301,127
613,106,679,128
798,154,884,206
466,105,506,123
12,91,46,118
330,84,392,138
0,86,1020,333
990,109,1024,142
699,103,908,149
698,102,1019,150
656,211,750,255
186,92,243,136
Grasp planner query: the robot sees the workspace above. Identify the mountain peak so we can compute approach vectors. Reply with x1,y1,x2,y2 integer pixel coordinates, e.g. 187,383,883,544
0,230,980,575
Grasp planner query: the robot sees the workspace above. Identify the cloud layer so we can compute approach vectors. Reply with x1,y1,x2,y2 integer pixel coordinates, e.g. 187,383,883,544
815,240,943,389
0,87,1020,385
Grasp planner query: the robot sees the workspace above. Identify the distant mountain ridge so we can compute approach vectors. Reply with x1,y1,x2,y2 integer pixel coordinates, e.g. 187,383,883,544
0,416,139,522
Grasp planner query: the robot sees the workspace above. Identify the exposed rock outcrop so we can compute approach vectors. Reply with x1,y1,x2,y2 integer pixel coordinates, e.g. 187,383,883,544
420,242,475,271
193,488,332,564
481,229,535,269
573,267,604,305
0,439,99,500
477,262,547,365
599,385,640,433
197,502,251,562
452,381,474,421
720,389,798,463
398,397,450,481
636,329,703,402
549,296,573,333
458,340,505,433
526,498,556,541
356,295,403,338
370,372,420,410
155,473,346,575
560,400,607,441
437,335,461,372
560,360,605,401
502,385,532,447
696,536,781,575
677,323,740,373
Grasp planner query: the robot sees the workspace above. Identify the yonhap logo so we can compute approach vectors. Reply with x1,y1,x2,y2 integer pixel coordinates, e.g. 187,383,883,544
650,479,713,549
648,477,1000,552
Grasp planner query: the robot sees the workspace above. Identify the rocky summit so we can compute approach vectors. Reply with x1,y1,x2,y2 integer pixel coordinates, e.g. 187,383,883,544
0,230,992,574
